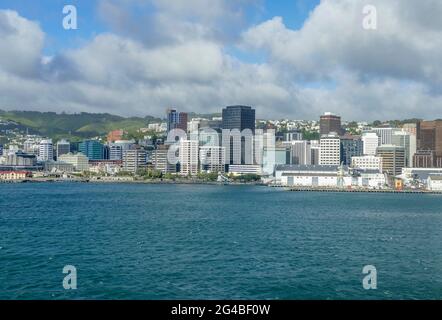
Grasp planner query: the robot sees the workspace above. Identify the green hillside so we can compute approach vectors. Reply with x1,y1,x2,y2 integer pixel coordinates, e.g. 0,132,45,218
0,110,162,140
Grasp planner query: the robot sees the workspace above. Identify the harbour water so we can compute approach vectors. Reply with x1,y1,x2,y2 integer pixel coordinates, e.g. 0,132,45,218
0,183,441,299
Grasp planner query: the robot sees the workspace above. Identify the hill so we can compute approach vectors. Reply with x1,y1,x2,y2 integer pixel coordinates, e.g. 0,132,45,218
0,110,162,140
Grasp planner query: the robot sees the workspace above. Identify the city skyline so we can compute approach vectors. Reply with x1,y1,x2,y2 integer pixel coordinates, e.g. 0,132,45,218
1,1,442,120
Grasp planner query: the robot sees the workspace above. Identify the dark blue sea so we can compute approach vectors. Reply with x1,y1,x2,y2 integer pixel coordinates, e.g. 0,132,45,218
0,183,441,299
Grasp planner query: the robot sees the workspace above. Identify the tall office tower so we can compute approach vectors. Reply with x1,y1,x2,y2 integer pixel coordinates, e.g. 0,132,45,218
285,130,303,142
222,105,256,165
376,145,405,176
320,112,343,136
179,140,199,176
123,148,147,173
310,140,320,165
319,135,341,165
289,140,312,165
79,140,105,160
392,131,415,167
167,109,188,133
222,105,256,132
38,139,54,162
362,132,379,156
152,144,177,174
56,139,70,159
340,135,363,165
415,120,442,168
200,146,225,173
372,127,395,145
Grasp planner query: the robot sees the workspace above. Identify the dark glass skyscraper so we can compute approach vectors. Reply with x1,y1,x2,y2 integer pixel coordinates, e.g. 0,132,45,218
222,105,256,132
79,140,105,160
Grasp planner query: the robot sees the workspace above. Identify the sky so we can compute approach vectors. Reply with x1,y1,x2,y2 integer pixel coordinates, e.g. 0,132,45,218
0,0,441,121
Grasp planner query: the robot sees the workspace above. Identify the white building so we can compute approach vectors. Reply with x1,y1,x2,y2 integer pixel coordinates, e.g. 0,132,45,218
362,132,379,156
428,175,442,191
179,140,199,176
392,130,416,168
123,149,147,173
319,135,341,165
352,156,383,171
372,128,395,145
38,139,54,162
200,146,225,173
58,153,89,172
228,165,262,176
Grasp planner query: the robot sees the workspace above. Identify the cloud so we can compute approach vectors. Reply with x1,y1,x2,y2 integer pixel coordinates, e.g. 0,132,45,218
0,1,442,121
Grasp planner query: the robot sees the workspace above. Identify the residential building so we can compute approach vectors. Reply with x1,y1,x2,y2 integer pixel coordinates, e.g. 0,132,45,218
376,145,406,176
319,135,341,165
38,139,54,162
179,140,199,176
200,146,225,173
152,145,177,174
123,149,147,173
58,153,89,172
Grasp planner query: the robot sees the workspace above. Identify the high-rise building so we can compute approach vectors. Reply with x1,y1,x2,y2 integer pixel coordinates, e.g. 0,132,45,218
376,145,405,176
320,112,342,136
152,145,177,174
372,127,395,145
79,140,105,160
56,139,70,159
222,105,255,132
200,146,225,173
222,106,256,165
362,132,379,156
109,140,135,161
319,135,341,165
179,140,199,176
340,135,363,166
310,140,320,165
167,109,188,133
392,131,414,167
38,139,54,162
123,148,147,173
415,120,442,167
0,144,3,156
288,140,311,165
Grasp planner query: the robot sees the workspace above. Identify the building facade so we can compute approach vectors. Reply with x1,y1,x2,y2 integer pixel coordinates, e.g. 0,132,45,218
179,140,199,176
376,145,405,176
319,135,341,165
320,112,342,136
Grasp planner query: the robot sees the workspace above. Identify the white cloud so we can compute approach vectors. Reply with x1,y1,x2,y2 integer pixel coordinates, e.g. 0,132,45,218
0,1,442,121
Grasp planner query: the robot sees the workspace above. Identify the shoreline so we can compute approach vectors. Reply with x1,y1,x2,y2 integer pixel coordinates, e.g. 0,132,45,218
1,178,441,194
